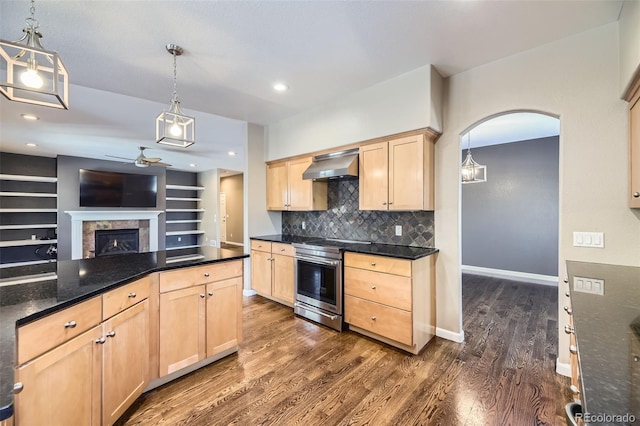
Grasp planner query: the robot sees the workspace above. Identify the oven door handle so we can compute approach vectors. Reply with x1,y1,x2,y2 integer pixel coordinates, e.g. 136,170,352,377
294,303,338,320
295,255,341,267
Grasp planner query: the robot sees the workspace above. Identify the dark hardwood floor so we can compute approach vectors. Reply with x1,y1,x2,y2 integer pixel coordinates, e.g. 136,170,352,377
117,274,571,425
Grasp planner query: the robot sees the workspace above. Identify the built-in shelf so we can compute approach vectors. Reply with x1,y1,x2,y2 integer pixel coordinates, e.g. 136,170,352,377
166,197,202,202
0,224,57,230
0,259,57,269
166,184,204,191
166,230,206,236
166,244,203,251
0,208,57,213
166,219,202,224
166,208,205,212
0,174,57,183
0,192,58,198
0,271,57,285
0,239,58,248
165,254,206,264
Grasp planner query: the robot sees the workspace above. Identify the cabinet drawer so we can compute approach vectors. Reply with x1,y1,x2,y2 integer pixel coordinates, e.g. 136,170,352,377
159,261,243,293
17,296,102,365
344,267,411,311
345,295,412,346
344,252,411,277
103,276,151,320
271,242,295,257
250,240,272,253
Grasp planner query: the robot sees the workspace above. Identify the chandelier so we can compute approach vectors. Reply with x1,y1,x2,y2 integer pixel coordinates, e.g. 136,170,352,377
0,0,69,109
461,132,487,184
156,44,195,148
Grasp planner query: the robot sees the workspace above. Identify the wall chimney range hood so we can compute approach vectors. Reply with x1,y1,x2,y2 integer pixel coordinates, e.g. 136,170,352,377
302,148,359,180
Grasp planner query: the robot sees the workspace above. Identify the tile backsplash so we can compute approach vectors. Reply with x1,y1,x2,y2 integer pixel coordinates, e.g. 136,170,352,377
282,178,434,247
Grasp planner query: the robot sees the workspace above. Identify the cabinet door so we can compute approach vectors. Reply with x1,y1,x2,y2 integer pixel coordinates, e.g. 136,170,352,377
272,253,294,304
206,277,242,357
251,249,273,296
15,326,102,426
630,93,640,208
102,299,149,425
288,157,313,210
159,285,206,376
359,142,389,210
267,161,289,210
389,135,425,210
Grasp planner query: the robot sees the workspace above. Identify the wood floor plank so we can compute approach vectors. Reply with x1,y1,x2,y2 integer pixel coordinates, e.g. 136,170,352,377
117,274,571,426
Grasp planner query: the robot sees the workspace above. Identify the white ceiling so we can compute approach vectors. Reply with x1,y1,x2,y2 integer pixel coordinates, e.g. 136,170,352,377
0,0,623,172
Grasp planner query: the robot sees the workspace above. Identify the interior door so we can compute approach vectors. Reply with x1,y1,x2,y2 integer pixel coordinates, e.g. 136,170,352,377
219,192,227,243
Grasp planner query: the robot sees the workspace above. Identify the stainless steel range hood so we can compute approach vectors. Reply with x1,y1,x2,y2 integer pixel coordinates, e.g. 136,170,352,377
302,148,359,180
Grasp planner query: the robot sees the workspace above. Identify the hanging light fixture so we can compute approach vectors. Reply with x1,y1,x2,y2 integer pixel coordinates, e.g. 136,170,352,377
461,132,487,184
156,44,195,148
0,0,69,109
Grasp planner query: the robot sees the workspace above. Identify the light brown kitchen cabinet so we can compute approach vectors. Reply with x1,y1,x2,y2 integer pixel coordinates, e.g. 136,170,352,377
628,77,640,208
158,260,243,376
359,133,435,211
15,325,103,426
266,157,327,211
344,252,436,354
250,240,295,305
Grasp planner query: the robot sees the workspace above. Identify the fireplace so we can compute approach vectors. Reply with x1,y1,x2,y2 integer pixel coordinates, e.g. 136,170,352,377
95,229,140,257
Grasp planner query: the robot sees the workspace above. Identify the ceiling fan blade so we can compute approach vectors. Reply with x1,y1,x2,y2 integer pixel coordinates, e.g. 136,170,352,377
106,154,135,161
144,157,162,162
151,161,172,167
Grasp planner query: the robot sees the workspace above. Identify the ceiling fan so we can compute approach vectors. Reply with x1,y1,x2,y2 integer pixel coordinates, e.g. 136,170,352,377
107,147,172,168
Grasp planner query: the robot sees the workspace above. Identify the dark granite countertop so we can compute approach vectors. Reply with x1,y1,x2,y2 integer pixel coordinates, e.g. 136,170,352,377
0,246,249,420
566,261,640,424
250,234,438,260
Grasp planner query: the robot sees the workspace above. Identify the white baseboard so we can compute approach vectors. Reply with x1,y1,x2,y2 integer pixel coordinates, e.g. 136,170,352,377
556,358,571,377
243,289,257,297
462,265,558,286
436,327,465,343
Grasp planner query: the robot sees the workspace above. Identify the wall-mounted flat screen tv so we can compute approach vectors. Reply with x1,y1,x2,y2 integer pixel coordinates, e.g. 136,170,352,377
79,169,157,208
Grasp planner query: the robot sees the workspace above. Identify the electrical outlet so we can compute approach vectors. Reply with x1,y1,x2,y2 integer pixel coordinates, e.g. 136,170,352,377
395,225,402,236
302,221,306,230
573,276,605,295
177,236,182,242
573,232,604,248
210,240,217,247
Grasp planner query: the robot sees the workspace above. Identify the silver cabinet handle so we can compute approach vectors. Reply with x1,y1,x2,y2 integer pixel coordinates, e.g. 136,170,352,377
208,291,214,296
204,272,210,277
564,306,572,315
634,192,639,198
371,316,376,321
128,292,137,298
563,278,569,284
64,321,77,328
199,293,206,298
13,383,23,394
388,202,393,205
564,325,574,334
570,385,580,395
569,345,578,355
565,291,570,298
370,262,376,266
371,285,376,289
95,337,106,344
267,257,273,261
633,354,639,362
106,331,116,338
382,202,387,206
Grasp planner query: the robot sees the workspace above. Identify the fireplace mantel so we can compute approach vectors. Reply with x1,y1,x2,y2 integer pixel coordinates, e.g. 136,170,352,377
66,210,163,259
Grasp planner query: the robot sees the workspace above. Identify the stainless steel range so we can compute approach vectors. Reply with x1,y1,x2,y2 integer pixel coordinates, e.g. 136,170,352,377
292,239,369,331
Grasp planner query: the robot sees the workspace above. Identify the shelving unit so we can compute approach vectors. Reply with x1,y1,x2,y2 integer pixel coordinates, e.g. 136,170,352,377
0,168,58,268
165,174,205,251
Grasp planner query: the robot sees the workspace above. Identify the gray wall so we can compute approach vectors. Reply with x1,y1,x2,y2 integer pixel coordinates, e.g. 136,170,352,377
220,174,244,244
462,136,559,276
57,155,166,260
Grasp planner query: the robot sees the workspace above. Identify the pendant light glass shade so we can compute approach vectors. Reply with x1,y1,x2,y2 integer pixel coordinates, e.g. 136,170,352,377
156,44,195,148
461,133,487,184
0,1,69,109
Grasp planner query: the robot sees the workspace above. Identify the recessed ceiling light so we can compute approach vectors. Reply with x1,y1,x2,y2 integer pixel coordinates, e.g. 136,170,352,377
26,143,38,147
228,151,236,156
189,163,196,168
21,113,39,121
273,83,288,92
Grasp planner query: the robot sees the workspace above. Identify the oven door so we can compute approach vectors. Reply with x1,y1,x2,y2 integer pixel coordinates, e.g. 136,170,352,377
294,254,342,315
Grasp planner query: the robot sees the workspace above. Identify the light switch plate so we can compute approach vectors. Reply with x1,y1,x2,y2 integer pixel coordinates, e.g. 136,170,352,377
573,276,605,295
573,232,604,248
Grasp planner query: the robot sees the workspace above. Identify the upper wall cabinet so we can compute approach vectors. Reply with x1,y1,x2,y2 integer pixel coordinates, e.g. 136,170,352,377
628,76,640,208
266,157,328,211
359,133,436,211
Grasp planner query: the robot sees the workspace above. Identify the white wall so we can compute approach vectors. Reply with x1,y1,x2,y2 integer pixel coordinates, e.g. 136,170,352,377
438,22,640,369
619,0,640,96
267,65,443,161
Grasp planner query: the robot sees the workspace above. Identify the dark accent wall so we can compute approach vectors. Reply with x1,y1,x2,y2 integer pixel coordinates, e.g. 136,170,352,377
165,170,199,249
282,178,434,247
462,136,559,276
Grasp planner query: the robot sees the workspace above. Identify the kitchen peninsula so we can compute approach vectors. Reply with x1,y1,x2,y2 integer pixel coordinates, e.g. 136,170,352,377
0,246,249,425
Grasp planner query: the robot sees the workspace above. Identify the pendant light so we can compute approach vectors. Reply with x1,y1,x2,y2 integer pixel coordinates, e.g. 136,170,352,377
461,132,487,184
0,0,69,109
156,44,195,148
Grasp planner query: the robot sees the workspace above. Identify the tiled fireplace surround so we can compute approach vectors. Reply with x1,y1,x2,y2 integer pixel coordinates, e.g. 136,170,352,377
282,179,435,247
82,220,150,259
